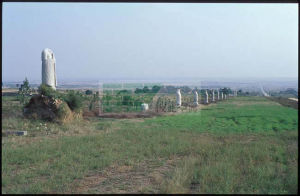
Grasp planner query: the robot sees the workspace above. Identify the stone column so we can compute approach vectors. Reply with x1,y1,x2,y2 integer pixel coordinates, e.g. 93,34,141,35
193,90,199,106
221,92,224,100
212,90,215,102
217,90,220,100
141,103,149,111
42,48,57,90
205,90,209,104
176,89,182,107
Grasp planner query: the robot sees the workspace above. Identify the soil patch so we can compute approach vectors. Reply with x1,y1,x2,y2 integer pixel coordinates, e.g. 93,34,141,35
267,97,298,110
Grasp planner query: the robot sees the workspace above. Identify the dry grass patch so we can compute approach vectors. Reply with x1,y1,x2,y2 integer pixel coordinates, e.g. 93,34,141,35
69,157,181,194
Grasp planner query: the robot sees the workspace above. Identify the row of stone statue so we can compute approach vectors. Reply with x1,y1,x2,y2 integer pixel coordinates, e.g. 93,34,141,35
176,89,238,107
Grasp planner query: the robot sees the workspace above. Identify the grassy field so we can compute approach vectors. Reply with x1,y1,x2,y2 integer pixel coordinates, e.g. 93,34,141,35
1,95,298,194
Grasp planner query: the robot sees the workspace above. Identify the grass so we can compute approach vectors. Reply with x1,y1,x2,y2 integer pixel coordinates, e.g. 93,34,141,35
145,97,297,133
1,96,298,194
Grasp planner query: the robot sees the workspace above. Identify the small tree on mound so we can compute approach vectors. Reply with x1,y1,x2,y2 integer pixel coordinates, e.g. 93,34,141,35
18,77,32,104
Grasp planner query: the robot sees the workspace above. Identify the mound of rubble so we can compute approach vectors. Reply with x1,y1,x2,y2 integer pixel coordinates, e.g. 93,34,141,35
23,94,73,123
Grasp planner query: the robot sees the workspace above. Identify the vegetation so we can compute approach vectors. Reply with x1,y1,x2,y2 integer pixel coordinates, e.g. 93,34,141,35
2,96,298,194
37,85,83,113
85,89,93,95
18,77,32,104
269,88,298,98
38,84,59,98
63,91,84,112
134,85,161,93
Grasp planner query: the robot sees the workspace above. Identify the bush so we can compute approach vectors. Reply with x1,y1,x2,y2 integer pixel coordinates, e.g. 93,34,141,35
64,91,83,112
143,86,150,93
134,88,144,94
38,84,60,99
152,85,161,93
122,95,133,106
56,102,73,122
18,77,32,105
85,90,93,95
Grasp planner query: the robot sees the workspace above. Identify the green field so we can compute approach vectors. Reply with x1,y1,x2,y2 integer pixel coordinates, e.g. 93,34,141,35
2,96,298,194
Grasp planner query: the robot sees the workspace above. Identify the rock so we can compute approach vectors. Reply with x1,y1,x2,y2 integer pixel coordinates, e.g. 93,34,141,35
2,131,27,136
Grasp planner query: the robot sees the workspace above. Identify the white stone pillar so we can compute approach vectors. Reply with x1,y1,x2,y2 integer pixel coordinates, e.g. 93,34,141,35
224,94,227,99
217,90,220,100
205,90,209,104
42,48,57,90
193,90,199,106
141,103,149,111
212,90,215,102
176,89,182,107
221,92,224,100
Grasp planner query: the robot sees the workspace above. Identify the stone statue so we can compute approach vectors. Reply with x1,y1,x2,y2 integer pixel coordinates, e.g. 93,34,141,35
193,90,199,106
176,89,181,107
141,103,149,111
205,90,209,104
42,48,57,90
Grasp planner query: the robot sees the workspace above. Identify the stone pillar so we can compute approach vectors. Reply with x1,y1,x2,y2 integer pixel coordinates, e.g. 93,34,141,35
42,48,57,90
224,94,227,99
176,89,181,107
217,90,220,100
193,90,199,106
205,90,209,104
141,103,149,111
212,90,215,102
221,92,224,100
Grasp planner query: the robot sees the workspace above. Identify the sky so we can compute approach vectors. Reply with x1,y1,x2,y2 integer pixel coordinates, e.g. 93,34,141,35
2,3,298,82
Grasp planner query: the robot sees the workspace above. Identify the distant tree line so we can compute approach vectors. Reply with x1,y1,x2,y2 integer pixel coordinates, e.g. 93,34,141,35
134,85,161,94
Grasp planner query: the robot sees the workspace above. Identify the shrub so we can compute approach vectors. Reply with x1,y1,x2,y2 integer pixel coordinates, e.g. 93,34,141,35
134,88,144,94
117,90,129,94
122,95,133,106
18,77,32,105
64,91,83,112
38,84,60,99
85,90,93,95
143,86,150,93
152,85,161,93
56,102,73,122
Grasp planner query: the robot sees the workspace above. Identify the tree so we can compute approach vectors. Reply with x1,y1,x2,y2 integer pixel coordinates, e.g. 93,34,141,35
151,85,161,93
134,88,144,93
18,77,32,104
142,86,150,93
85,89,93,95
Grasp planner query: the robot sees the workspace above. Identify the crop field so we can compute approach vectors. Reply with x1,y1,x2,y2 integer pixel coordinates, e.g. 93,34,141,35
1,95,298,194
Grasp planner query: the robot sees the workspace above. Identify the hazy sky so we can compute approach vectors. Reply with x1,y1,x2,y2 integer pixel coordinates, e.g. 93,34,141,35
2,3,298,82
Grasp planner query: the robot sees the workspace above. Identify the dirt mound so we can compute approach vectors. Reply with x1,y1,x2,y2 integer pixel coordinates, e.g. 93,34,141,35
24,94,73,123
